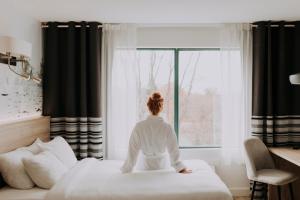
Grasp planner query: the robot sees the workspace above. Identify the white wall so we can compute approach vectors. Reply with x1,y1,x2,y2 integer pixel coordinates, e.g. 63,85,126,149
137,26,250,196
137,26,220,48
0,2,42,120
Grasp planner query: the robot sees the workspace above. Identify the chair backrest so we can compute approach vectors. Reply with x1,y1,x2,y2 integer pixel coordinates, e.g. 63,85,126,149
243,137,275,180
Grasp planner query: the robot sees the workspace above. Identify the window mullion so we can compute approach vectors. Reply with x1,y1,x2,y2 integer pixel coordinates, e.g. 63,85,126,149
174,49,179,139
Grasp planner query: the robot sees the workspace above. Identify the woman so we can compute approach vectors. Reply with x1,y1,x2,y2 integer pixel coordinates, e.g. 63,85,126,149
121,92,191,174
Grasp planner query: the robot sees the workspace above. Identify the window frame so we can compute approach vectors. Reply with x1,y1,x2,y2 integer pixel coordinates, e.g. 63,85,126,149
137,48,221,148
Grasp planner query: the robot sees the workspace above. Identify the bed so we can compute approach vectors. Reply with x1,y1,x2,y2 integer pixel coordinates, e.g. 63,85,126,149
45,159,232,200
0,116,233,200
0,116,50,200
0,187,47,200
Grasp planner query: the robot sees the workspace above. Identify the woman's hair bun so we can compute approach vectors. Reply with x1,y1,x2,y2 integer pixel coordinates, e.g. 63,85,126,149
152,92,162,100
147,92,164,115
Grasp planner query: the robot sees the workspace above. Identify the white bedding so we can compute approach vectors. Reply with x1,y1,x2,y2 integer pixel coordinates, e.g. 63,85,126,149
45,159,232,200
0,186,48,200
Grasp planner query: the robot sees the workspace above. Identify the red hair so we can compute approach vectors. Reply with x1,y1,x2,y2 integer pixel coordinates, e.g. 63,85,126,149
147,92,164,115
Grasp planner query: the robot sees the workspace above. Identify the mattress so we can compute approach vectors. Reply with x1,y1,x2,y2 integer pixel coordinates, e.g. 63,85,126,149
45,159,233,200
0,186,48,200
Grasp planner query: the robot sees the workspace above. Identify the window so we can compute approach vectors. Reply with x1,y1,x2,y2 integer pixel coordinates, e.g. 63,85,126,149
178,50,221,147
136,49,174,126
136,48,221,148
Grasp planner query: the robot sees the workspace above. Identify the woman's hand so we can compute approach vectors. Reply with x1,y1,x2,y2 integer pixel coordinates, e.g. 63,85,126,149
179,168,192,174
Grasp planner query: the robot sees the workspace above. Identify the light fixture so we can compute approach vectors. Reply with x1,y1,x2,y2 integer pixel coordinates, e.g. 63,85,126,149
0,36,41,84
289,73,300,85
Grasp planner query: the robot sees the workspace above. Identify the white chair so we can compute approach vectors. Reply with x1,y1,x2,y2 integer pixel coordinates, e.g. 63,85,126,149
243,137,298,200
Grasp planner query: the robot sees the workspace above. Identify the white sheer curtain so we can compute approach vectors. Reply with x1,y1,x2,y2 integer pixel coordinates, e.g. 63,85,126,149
219,24,252,164
103,24,138,159
103,24,252,163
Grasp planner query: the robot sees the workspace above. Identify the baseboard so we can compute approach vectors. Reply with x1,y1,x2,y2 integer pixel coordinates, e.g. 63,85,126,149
230,187,250,197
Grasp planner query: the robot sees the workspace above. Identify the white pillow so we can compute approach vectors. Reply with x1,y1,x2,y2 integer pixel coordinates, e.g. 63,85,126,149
38,136,77,168
0,149,35,189
23,151,68,189
18,138,43,154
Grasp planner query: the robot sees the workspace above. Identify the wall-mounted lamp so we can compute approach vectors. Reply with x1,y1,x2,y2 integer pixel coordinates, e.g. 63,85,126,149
0,36,41,84
289,73,300,85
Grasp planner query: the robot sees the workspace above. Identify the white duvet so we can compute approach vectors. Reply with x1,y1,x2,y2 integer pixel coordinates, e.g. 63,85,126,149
45,159,233,200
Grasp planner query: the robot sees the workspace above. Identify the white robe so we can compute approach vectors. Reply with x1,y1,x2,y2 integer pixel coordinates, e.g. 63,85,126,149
121,115,186,173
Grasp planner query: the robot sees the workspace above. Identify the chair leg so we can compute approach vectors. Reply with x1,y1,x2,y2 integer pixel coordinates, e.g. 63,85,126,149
251,181,257,200
289,183,294,200
277,186,281,200
264,184,268,200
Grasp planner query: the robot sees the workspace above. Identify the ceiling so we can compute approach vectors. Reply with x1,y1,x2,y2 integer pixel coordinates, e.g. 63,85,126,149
4,0,300,23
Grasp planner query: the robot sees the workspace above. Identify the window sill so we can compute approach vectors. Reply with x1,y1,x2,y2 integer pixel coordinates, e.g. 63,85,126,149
179,146,221,149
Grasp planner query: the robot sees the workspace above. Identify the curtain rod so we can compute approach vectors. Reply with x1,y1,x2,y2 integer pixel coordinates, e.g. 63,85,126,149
41,24,103,28
251,24,296,28
43,24,296,28
41,22,103,28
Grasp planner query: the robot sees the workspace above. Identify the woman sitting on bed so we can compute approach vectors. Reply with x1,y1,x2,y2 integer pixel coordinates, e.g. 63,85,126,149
121,92,192,174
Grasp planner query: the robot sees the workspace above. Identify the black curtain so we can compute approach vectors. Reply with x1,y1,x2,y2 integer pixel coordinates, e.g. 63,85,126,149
252,21,300,147
42,21,103,159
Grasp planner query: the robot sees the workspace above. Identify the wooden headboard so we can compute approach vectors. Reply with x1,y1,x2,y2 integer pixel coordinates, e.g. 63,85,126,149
0,116,50,154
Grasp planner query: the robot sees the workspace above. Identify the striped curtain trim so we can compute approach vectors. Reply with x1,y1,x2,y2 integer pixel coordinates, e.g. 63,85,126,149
252,115,300,119
251,116,300,146
50,117,103,160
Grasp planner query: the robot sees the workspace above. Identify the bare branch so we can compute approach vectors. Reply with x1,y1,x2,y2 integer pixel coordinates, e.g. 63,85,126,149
180,52,201,121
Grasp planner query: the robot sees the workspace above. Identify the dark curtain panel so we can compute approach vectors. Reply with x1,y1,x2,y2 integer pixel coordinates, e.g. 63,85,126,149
252,21,300,147
42,21,103,159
